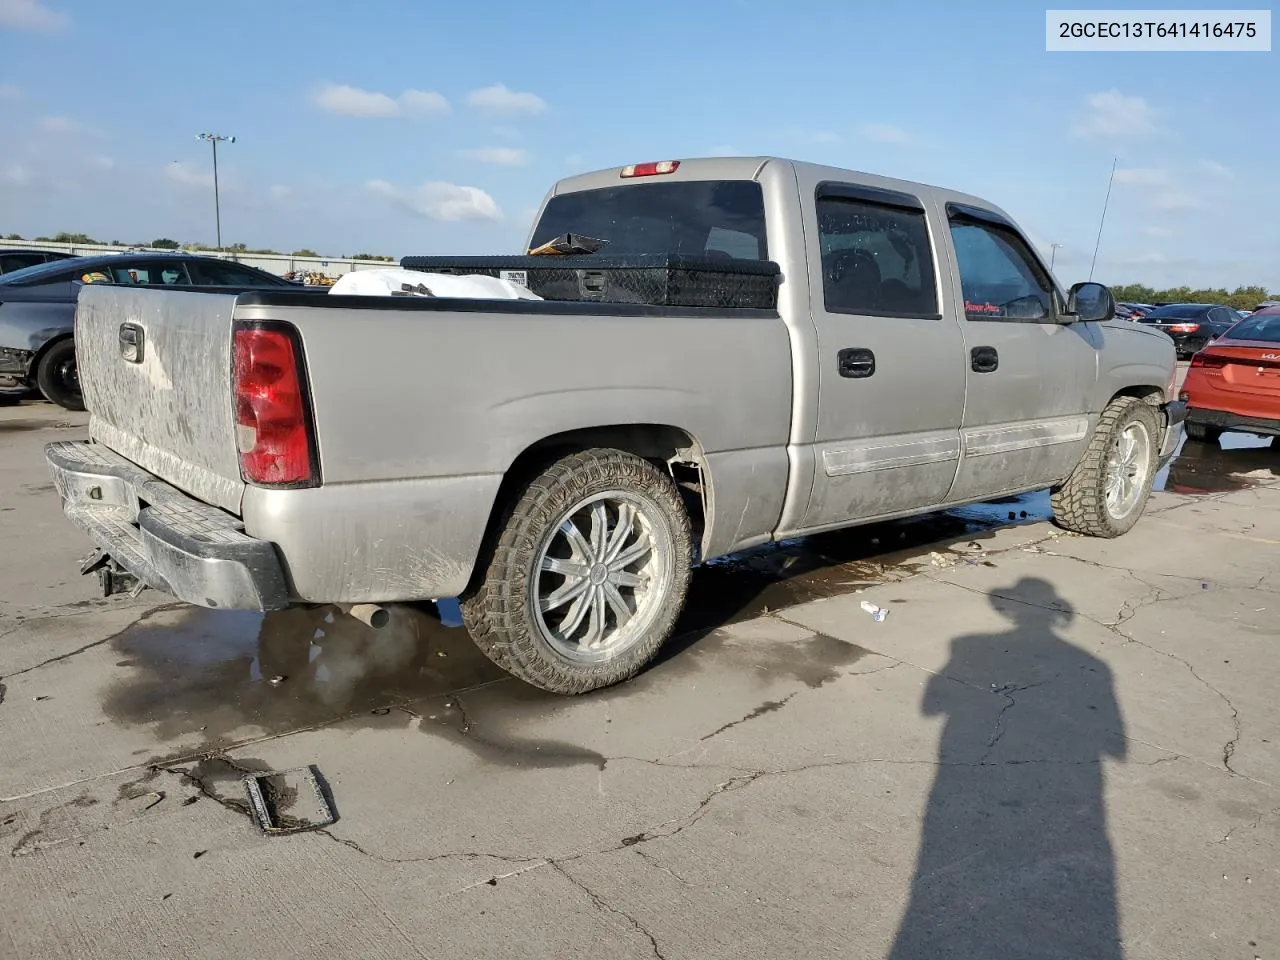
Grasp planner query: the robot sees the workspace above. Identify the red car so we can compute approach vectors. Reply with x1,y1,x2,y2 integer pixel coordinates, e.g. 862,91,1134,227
1181,307,1280,443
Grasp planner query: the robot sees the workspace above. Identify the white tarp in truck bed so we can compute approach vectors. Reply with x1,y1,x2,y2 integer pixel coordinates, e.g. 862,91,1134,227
327,268,542,300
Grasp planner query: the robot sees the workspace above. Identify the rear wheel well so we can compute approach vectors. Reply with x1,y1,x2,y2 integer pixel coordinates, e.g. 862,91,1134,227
468,425,710,593
28,333,74,382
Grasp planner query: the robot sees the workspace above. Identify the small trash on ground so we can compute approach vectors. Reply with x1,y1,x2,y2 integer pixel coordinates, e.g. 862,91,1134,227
860,600,889,622
929,551,955,568
267,675,287,686
243,765,337,836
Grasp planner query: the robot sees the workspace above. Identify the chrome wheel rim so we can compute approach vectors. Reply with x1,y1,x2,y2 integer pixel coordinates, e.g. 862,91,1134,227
1105,421,1152,520
532,491,671,664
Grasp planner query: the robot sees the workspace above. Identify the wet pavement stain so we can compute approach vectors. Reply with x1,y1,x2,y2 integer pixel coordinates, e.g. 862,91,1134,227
0,418,79,434
101,604,506,756
1156,433,1279,494
97,490,1055,759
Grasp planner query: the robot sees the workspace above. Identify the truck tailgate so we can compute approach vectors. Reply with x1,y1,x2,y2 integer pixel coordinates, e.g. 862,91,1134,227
76,285,246,514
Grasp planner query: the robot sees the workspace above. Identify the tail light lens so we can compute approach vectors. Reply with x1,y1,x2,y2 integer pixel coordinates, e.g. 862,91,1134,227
1168,323,1201,333
1190,352,1227,369
233,323,318,486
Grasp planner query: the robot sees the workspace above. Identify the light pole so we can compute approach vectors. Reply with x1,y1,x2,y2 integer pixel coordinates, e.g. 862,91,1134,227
196,133,235,250
1049,242,1062,270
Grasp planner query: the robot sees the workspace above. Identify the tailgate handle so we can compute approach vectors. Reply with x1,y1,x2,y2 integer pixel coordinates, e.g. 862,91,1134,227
119,323,144,363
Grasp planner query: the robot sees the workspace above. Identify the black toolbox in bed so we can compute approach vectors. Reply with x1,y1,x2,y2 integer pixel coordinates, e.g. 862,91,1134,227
398,254,780,310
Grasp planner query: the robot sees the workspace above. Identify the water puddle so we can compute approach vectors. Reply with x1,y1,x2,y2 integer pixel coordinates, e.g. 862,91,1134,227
98,489,1051,752
1156,432,1279,495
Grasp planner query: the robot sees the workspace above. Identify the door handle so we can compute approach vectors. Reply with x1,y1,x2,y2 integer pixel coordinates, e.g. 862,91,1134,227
837,347,875,379
970,345,998,373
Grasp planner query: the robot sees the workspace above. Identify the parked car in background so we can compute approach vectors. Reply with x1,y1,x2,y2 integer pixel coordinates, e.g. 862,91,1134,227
0,248,78,275
0,252,295,410
1180,306,1280,443
1253,301,1280,313
1136,303,1242,359
1118,301,1153,320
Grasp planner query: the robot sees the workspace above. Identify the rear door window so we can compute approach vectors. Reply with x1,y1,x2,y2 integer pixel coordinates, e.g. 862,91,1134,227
109,261,190,285
530,180,768,259
187,260,282,286
815,195,937,317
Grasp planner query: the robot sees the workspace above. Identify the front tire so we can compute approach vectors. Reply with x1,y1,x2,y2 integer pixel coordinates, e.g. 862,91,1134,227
461,448,694,695
1052,396,1160,538
35,339,85,411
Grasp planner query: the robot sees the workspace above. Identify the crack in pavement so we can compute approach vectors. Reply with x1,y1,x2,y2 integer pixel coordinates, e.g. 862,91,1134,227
0,603,183,684
1095,582,1245,777
549,860,667,960
699,694,797,742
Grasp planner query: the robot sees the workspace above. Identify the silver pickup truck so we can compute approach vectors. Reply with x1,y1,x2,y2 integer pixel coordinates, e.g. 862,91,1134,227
45,156,1184,694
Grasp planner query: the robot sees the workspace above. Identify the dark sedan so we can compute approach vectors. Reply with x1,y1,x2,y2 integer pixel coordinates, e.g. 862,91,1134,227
1136,303,1241,360
0,252,295,410
0,248,78,275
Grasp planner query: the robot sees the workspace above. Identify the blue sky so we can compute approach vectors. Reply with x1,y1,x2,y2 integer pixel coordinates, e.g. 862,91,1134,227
1,0,1275,289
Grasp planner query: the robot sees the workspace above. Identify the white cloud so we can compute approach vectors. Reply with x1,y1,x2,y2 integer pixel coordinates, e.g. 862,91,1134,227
0,82,20,101
566,153,584,167
467,83,547,115
165,162,212,189
460,147,528,167
1,163,32,186
813,131,841,144
1071,90,1157,140
1141,225,1176,238
85,155,114,170
0,0,67,30
706,144,737,156
39,115,103,137
269,185,292,201
857,123,912,145
365,179,502,222
314,83,450,118
1200,160,1233,179
399,89,450,117
1151,190,1204,212
1113,167,1172,187
491,125,521,140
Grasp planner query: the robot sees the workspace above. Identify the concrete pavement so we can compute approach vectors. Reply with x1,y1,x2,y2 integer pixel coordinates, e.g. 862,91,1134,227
1,399,1278,959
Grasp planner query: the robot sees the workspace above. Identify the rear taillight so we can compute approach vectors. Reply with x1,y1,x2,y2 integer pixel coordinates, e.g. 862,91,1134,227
620,160,680,178
1189,352,1227,369
232,324,318,486
1169,323,1201,333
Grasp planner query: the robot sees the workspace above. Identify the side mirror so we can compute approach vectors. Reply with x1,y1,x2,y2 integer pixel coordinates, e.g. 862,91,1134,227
1065,281,1115,323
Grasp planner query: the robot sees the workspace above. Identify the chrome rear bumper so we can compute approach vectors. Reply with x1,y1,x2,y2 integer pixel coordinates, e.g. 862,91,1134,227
45,440,290,611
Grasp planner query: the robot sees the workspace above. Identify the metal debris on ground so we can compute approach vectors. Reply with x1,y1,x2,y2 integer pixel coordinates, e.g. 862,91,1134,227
860,600,889,622
243,766,337,836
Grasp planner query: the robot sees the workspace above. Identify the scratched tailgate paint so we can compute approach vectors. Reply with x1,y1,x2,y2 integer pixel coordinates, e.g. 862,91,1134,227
75,285,247,513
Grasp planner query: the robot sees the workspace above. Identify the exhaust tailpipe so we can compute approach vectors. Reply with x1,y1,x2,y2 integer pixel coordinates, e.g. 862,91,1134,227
339,603,390,629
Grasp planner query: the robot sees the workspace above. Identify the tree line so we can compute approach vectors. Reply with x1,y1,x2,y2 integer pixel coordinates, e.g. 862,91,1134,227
1107,284,1276,312
3,232,395,262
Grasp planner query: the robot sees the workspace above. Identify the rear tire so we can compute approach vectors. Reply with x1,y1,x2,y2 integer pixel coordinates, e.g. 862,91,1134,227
35,339,84,411
1185,421,1222,444
461,448,693,695
1051,396,1160,538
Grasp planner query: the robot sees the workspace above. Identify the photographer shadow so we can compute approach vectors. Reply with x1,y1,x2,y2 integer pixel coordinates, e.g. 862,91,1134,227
889,577,1128,960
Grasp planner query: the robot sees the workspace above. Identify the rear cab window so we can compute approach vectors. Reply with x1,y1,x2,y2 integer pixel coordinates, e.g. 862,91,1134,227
529,180,768,260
